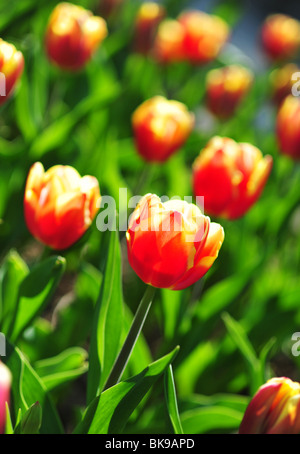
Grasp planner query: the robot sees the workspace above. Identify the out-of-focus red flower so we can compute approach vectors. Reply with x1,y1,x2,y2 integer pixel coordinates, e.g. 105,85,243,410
99,0,123,19
276,95,300,159
178,10,230,64
45,2,107,71
270,64,300,106
0,38,24,106
132,96,194,162
153,19,186,63
261,14,300,61
206,65,253,119
192,137,273,220
239,377,300,434
126,194,224,290
134,2,165,55
24,162,101,250
0,362,11,434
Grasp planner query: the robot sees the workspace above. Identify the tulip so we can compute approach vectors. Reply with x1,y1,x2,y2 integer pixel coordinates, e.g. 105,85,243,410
239,377,300,434
153,19,186,63
0,38,24,106
45,2,107,71
192,137,273,220
132,96,195,162
270,64,299,106
24,162,101,250
178,10,229,65
205,65,253,119
0,362,11,434
126,194,224,290
134,2,165,55
261,14,300,61
276,95,300,160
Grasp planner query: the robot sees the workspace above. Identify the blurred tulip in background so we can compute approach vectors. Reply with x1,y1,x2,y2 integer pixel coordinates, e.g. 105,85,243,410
193,137,273,220
205,65,253,119
45,2,107,71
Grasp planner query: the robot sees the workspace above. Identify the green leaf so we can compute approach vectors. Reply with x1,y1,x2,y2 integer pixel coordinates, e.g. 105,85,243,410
9,256,66,342
181,406,243,434
164,365,184,434
75,346,180,435
4,342,63,434
34,347,88,391
5,403,14,435
0,250,29,333
29,85,120,159
222,313,263,395
20,401,42,434
87,230,123,402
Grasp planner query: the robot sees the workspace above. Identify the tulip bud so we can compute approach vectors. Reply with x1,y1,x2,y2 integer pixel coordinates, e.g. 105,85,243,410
132,96,194,162
239,377,300,434
153,19,186,63
205,65,253,119
178,10,230,65
24,163,101,250
134,2,165,55
0,362,11,434
270,64,299,106
276,95,300,160
0,38,24,106
192,137,273,220
261,14,300,61
45,2,107,71
126,194,224,290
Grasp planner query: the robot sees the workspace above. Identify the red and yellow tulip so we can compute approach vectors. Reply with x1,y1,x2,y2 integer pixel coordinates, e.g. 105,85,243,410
0,38,24,106
192,137,273,220
276,95,300,160
132,96,194,162
270,64,299,106
205,65,253,119
45,2,107,71
0,362,11,434
178,10,229,65
134,2,165,55
24,163,101,250
153,19,186,63
126,194,224,290
239,377,300,434
261,14,300,61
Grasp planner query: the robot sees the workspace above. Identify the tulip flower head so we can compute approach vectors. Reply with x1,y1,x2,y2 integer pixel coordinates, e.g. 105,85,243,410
178,10,230,65
24,163,101,250
276,95,300,160
153,19,186,63
132,96,195,162
261,14,300,61
192,137,273,220
45,2,107,71
134,2,165,55
0,38,24,106
239,377,300,434
206,65,253,119
270,64,300,106
0,362,11,434
126,194,224,290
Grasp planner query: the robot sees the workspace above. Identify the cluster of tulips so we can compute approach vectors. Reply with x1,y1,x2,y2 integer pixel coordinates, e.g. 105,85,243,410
1,0,300,435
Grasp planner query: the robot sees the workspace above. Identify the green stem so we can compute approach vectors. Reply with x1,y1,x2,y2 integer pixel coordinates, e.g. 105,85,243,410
103,285,156,391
